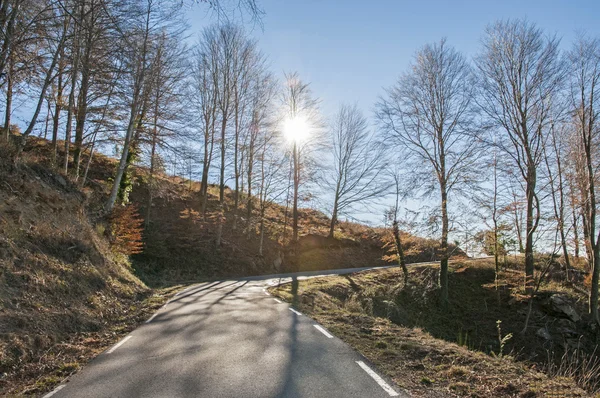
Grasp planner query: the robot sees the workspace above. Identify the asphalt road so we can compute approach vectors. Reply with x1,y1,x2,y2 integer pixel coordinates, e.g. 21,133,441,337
47,266,407,398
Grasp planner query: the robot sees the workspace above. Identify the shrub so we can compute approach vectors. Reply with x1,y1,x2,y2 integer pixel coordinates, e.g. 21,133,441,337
107,205,144,255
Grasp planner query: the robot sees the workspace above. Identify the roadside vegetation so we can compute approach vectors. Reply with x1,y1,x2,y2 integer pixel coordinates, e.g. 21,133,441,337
270,258,597,397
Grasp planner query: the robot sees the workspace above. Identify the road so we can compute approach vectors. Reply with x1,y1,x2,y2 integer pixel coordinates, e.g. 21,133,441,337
46,266,407,398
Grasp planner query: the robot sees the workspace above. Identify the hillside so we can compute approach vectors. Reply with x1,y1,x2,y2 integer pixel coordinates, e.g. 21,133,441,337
24,137,462,286
0,148,184,395
270,258,597,396
0,137,463,395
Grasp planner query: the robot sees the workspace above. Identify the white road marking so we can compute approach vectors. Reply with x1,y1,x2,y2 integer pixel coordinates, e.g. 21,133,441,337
273,298,282,303
107,336,132,354
145,312,159,323
313,324,334,338
289,308,302,316
263,289,270,296
43,385,65,398
356,361,399,396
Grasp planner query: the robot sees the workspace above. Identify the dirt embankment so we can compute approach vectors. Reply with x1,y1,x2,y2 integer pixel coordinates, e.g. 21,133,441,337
0,149,180,396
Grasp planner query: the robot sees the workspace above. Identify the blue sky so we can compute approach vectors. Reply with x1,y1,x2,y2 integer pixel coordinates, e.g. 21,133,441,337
188,0,600,120
185,0,600,230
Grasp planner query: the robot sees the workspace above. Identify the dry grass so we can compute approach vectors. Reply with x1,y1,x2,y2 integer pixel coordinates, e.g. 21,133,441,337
0,144,187,396
269,259,593,397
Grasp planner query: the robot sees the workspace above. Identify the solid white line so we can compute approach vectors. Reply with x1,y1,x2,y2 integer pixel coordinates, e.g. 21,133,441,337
273,298,282,303
145,312,159,324
313,324,333,338
356,361,399,396
289,308,302,316
107,336,132,354
43,385,65,398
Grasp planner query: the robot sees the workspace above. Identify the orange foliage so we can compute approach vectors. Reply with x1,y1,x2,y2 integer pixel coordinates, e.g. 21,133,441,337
108,205,144,255
584,272,592,290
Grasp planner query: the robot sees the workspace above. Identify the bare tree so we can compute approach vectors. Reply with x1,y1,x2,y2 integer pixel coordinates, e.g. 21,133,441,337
377,38,479,304
16,2,68,159
245,71,276,236
568,35,600,323
325,103,385,238
280,71,322,245
476,19,565,294
542,122,572,279
256,126,286,256
105,0,181,212
193,27,220,217
388,168,408,284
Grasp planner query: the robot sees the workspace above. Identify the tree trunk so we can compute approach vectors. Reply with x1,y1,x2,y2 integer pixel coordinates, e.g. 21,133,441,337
246,120,255,237
73,49,91,180
219,117,227,202
393,220,408,284
514,204,524,253
572,203,580,259
200,118,214,218
145,103,159,227
440,182,449,304
105,2,151,213
63,56,79,173
233,93,240,231
0,0,20,81
259,209,265,256
51,19,66,164
292,141,299,243
16,23,66,161
494,218,499,287
328,200,338,239
591,242,600,323
216,112,228,247
4,53,12,141
524,166,537,295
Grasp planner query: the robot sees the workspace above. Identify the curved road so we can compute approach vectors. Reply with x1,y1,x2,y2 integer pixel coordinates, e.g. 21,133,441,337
46,266,407,398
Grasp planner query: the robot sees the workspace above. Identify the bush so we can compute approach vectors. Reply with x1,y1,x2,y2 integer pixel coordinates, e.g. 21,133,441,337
107,205,144,255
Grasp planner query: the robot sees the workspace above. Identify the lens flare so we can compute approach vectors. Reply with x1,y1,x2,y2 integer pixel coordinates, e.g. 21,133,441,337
283,115,309,143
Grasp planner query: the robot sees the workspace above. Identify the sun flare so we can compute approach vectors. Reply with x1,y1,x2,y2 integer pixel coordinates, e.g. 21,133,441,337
283,115,309,143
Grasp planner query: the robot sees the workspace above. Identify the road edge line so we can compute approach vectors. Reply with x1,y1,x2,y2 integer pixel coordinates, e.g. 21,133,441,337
313,324,334,338
42,384,65,398
356,360,399,396
107,336,132,354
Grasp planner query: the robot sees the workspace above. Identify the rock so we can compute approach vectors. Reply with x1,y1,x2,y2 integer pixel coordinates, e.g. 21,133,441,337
540,294,581,323
556,318,578,337
55,174,67,188
536,327,552,341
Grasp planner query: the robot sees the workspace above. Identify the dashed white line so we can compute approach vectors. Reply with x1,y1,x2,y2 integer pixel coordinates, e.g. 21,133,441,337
273,298,282,303
42,384,65,398
356,361,399,396
107,336,132,354
313,324,334,338
288,308,302,316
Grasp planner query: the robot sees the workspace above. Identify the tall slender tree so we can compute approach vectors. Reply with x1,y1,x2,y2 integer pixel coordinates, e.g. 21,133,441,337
476,20,565,294
377,38,479,304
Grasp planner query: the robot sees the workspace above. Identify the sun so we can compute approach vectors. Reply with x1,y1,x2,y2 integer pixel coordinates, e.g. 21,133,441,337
283,115,309,143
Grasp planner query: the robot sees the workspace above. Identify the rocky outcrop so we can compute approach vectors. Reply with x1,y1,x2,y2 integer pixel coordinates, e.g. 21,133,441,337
540,294,581,323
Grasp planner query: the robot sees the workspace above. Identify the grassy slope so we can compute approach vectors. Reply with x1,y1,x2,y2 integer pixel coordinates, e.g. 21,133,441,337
24,137,463,286
0,137,467,395
270,259,595,397
0,147,183,396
